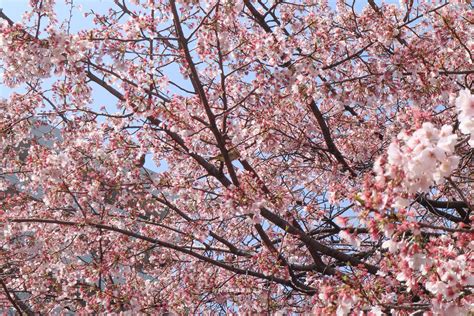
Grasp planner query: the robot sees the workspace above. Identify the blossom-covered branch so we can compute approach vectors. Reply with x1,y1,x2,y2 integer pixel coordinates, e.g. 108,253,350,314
0,0,472,314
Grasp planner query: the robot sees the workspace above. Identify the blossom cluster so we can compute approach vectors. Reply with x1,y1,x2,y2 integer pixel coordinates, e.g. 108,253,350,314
0,0,472,314
0,23,92,86
455,89,474,147
374,122,459,196
380,234,474,315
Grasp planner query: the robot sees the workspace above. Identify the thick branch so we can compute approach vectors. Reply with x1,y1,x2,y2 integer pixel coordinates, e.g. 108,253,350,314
308,100,356,176
415,194,469,224
259,207,379,274
169,0,240,186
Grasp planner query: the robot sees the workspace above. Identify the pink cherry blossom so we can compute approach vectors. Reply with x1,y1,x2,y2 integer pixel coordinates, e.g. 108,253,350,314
455,89,474,147
0,0,472,314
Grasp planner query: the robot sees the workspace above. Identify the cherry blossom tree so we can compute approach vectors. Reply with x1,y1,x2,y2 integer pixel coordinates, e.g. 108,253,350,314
0,0,472,314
